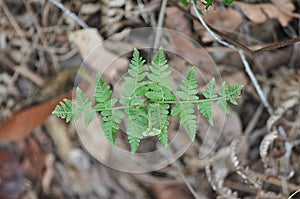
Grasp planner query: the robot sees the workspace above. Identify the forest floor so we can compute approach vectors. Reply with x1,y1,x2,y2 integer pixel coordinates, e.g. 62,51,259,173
0,0,300,198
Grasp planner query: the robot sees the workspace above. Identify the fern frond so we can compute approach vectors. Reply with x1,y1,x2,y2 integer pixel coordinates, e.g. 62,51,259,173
172,67,199,141
147,47,173,90
128,135,141,153
149,103,169,148
99,98,123,145
202,78,218,99
172,103,197,141
226,83,243,105
198,78,243,124
52,99,78,124
198,100,213,125
126,105,148,137
198,78,218,124
216,82,230,114
94,75,123,145
76,87,97,126
156,129,168,148
94,74,112,103
120,48,148,105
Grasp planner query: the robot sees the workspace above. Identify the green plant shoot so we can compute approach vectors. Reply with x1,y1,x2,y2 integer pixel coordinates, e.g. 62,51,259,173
52,47,243,153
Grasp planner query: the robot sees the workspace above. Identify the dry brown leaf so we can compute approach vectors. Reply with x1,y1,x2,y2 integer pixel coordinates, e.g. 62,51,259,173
169,31,218,78
192,8,242,43
150,183,193,199
271,0,300,18
234,2,292,27
0,149,24,199
165,7,192,36
0,94,71,141
44,115,72,161
68,29,129,82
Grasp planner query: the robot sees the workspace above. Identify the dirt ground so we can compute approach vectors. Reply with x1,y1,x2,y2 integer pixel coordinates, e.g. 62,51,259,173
0,0,300,198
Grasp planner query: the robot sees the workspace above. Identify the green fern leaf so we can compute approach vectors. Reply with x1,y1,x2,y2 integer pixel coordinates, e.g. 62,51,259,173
172,67,199,141
157,128,168,148
226,84,243,105
52,99,78,124
147,47,173,90
94,74,112,103
128,135,141,153
216,82,230,114
173,103,197,141
120,48,148,104
203,78,218,99
76,87,97,126
94,75,123,145
198,100,213,125
149,103,169,147
100,98,123,145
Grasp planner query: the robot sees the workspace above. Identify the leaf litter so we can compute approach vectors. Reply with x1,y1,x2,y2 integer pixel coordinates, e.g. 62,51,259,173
0,0,300,198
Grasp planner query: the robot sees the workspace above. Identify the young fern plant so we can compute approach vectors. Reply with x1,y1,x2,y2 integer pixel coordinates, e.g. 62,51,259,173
52,47,243,153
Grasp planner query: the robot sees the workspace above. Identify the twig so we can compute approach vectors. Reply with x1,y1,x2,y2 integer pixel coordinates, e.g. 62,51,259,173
0,0,29,46
48,0,89,29
191,0,274,114
168,0,300,56
23,0,60,71
153,0,168,49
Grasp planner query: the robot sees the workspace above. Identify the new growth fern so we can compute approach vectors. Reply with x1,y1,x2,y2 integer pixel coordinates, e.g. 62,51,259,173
52,47,243,153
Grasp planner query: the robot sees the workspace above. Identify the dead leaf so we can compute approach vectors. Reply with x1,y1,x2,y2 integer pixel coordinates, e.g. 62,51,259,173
0,149,23,199
0,94,71,141
165,7,192,36
150,183,193,199
44,115,72,161
68,29,129,83
271,0,300,18
234,2,292,27
169,31,218,78
192,8,242,43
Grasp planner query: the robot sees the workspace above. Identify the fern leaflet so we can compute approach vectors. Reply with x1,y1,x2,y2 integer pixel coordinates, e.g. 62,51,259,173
94,75,123,145
149,103,169,148
76,87,97,126
171,67,199,141
120,48,148,151
52,99,78,124
216,81,230,114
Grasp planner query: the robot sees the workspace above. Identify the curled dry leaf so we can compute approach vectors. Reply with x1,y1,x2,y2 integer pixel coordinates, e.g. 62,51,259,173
205,148,239,199
234,2,293,27
192,8,242,43
259,130,279,168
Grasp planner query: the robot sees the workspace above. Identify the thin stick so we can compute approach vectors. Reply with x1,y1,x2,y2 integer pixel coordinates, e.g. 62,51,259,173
168,0,300,56
49,0,89,29
191,0,274,115
0,0,29,45
153,0,168,50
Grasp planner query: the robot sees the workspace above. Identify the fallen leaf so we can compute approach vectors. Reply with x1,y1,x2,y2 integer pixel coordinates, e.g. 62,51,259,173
192,8,242,43
165,7,192,36
150,183,193,199
234,2,292,27
68,28,129,83
0,149,23,199
44,115,72,161
0,94,71,141
271,0,300,18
